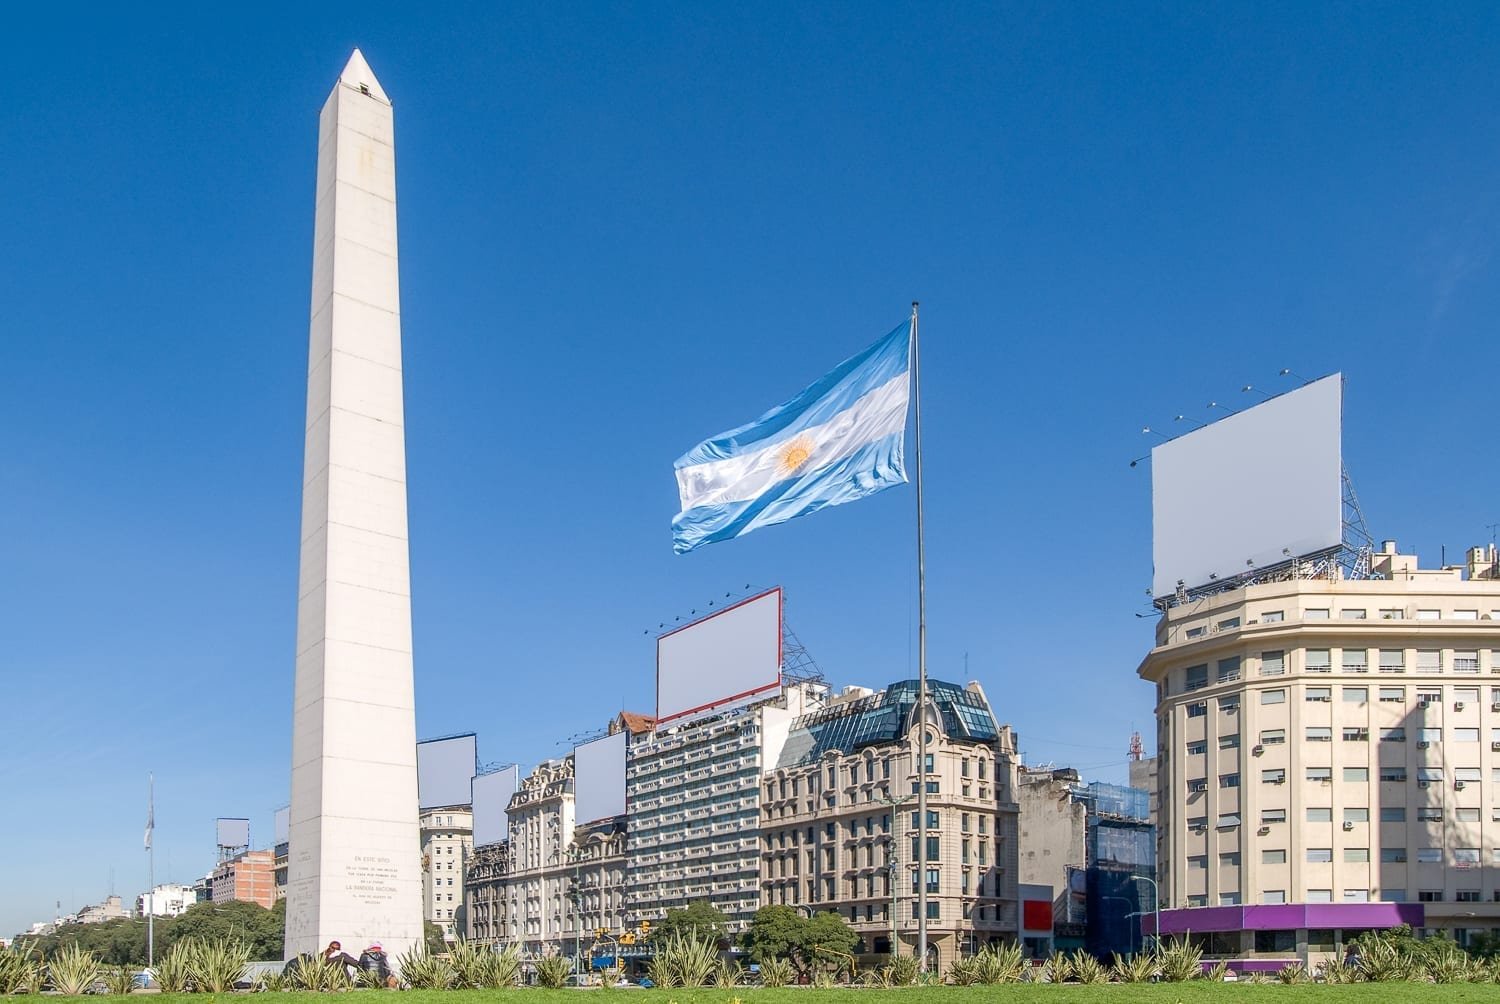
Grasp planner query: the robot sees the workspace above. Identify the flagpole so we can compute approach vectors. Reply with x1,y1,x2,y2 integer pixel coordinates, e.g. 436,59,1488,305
910,301,929,972
147,772,155,968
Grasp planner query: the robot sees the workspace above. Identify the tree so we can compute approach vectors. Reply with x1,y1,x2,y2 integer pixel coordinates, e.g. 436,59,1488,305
424,920,448,954
803,911,859,971
652,901,728,948
743,906,803,965
165,900,283,959
743,907,857,977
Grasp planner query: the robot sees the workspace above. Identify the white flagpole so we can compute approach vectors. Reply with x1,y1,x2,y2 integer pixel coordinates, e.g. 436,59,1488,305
147,772,155,968
910,301,930,971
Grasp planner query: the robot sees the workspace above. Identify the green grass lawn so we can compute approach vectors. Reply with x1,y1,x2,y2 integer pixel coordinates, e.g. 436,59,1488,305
81,988,1500,1004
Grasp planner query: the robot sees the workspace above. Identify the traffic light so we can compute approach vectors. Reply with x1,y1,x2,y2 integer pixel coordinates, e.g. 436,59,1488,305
595,928,606,939
620,933,636,945
640,920,651,933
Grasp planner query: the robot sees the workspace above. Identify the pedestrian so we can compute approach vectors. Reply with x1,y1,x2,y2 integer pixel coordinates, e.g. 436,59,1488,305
359,942,394,987
323,940,360,975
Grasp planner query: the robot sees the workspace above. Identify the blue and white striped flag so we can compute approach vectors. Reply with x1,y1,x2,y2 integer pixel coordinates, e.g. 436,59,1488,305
672,321,911,554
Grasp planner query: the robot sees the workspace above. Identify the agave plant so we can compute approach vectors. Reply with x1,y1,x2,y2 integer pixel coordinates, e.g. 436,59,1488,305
258,967,289,992
883,954,920,986
187,936,249,993
711,960,743,987
290,955,353,992
105,965,138,995
1427,953,1473,984
535,954,573,989
1204,959,1229,983
946,956,978,985
447,939,485,989
1275,962,1310,984
1157,938,1203,982
1318,956,1360,984
0,940,43,996
478,947,522,989
1111,951,1157,983
150,941,194,993
1070,951,1109,984
970,943,1025,984
1357,939,1417,982
1040,952,1072,984
757,956,793,987
397,944,456,991
46,943,102,996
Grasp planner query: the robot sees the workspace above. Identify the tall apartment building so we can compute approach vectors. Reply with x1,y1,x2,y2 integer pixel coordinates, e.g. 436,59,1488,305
759,679,1021,970
137,883,195,918
626,682,825,934
1139,541,1500,964
421,805,473,941
211,850,276,909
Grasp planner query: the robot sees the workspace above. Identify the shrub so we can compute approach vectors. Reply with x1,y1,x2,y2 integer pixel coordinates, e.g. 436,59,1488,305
0,941,43,996
1071,951,1109,984
397,945,455,991
1111,951,1157,983
883,954,920,986
1205,959,1229,983
150,941,194,993
105,965,138,995
969,943,1025,984
258,967,288,991
534,955,573,989
1318,956,1361,984
1156,938,1203,982
711,960,743,987
1277,962,1310,984
48,943,102,996
186,937,249,993
645,932,716,988
1040,952,1072,984
946,956,978,986
757,956,793,987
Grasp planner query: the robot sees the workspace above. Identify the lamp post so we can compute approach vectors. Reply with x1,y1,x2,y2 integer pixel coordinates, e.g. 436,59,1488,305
877,790,916,960
1131,876,1160,952
566,846,584,983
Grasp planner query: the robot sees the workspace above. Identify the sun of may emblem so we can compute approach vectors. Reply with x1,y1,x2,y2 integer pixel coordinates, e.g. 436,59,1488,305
777,434,815,474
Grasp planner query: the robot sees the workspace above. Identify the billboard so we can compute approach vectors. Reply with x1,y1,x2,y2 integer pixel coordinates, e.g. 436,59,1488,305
216,817,250,848
657,587,782,727
471,765,519,847
417,733,477,809
273,805,290,845
574,730,627,824
1152,374,1342,598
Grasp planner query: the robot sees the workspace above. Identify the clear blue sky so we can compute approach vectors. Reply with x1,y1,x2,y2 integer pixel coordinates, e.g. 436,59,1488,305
4,3,1499,935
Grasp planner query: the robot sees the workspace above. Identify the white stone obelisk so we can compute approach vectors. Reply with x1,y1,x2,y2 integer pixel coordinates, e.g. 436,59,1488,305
286,49,423,961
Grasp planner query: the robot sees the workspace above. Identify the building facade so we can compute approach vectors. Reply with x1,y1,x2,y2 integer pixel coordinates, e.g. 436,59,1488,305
1140,542,1500,964
137,883,195,918
421,806,474,942
211,850,276,909
759,679,1021,970
626,682,825,935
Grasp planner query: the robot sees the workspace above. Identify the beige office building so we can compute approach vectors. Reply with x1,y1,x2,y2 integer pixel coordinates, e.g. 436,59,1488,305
421,806,473,941
1139,542,1500,958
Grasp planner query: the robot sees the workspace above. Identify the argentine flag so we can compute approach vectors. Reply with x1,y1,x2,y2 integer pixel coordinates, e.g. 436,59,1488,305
672,321,911,554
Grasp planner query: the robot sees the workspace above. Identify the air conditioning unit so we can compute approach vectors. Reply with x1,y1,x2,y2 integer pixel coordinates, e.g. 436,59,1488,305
1257,826,1271,835
1491,741,1500,752
1191,824,1207,833
1417,741,1430,749
1252,744,1264,755
1342,821,1355,831
1418,780,1430,788
1191,782,1209,793
1274,777,1286,785
1456,781,1467,791
1492,702,1500,712
1456,702,1466,711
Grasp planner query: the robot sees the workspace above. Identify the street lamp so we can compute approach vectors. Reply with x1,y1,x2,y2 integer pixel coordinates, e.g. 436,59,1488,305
1131,876,1160,952
877,790,916,960
565,845,585,983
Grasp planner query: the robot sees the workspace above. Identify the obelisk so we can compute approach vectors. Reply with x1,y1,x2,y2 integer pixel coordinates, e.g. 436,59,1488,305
286,49,423,961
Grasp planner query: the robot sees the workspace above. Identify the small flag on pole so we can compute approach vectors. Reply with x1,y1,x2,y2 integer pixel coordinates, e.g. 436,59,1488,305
672,321,911,553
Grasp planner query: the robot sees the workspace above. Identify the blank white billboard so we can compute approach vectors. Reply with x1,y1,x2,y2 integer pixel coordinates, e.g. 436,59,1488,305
216,817,250,848
575,731,627,824
472,765,519,846
417,733,477,809
657,587,782,727
273,805,290,845
1152,374,1343,598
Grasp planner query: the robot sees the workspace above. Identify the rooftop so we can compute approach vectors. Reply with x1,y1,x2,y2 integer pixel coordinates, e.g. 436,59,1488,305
776,678,999,767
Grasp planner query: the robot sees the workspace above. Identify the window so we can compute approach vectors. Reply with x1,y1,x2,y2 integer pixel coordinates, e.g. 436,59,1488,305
1184,664,1208,691
1306,727,1333,742
1379,687,1404,703
1378,608,1404,620
1343,727,1369,741
1455,767,1482,782
1419,890,1445,902
1305,608,1330,620
1381,848,1407,862
1307,768,1333,782
1457,889,1481,903
1220,773,1240,789
1456,808,1480,823
1218,695,1240,713
1307,890,1333,903
1380,807,1406,822
1219,893,1241,905
1218,657,1241,682
923,753,935,773
1417,609,1441,621
1418,650,1443,673
1344,889,1370,902
1455,651,1480,674
1345,848,1370,863
1306,807,1332,822
1345,807,1369,823
1217,813,1240,829
1343,686,1368,703
1262,769,1286,784
1261,650,1285,676
1261,808,1286,824
1417,766,1444,782
1261,689,1286,705
1260,728,1286,745
1380,727,1406,742
1262,610,1285,623
1262,849,1287,864
1379,650,1406,673
1187,854,1207,870
1419,727,1441,743
1186,626,1205,639
1417,848,1442,863
1344,767,1369,782
1455,728,1480,742
1306,650,1332,673
1187,815,1207,830
1219,617,1241,630
1454,610,1479,621
1306,687,1331,702
1341,608,1368,620
1187,701,1207,718
1218,734,1240,750
1219,851,1240,867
